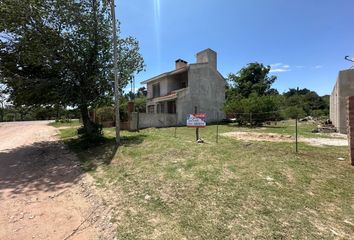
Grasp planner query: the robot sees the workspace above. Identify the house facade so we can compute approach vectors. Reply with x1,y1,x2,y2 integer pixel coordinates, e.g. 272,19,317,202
330,69,354,134
141,48,226,126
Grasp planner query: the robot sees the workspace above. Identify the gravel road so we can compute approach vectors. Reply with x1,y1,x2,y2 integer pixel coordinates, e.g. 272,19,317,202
0,121,99,240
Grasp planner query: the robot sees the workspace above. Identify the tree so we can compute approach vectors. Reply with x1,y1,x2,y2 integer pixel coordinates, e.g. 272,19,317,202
227,62,277,98
0,84,6,121
225,63,280,125
0,0,144,135
136,86,147,97
282,88,329,118
224,94,281,126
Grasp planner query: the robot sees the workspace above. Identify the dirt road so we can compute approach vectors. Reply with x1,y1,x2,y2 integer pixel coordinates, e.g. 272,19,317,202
0,121,110,240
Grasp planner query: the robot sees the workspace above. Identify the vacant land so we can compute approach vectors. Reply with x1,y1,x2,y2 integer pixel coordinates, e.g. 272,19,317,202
56,120,354,239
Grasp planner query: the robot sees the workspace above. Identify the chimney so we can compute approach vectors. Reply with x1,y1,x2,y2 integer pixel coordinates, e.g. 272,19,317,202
175,59,188,69
196,48,217,69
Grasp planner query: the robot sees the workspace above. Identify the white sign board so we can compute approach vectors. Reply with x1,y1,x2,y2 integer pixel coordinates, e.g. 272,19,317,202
187,113,206,128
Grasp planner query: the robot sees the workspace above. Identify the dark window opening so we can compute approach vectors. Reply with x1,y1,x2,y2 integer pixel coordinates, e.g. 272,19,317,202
167,101,176,114
157,102,165,113
148,105,155,114
152,83,160,98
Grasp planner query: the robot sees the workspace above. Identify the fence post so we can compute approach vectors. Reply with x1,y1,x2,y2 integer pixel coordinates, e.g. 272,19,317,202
216,112,219,143
295,117,298,153
195,106,199,141
295,87,299,153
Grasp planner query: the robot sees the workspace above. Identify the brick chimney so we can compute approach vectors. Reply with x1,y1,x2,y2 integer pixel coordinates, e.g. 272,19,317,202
175,59,188,69
196,48,217,69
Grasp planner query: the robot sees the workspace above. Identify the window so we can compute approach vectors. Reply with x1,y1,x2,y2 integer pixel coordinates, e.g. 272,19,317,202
167,101,176,114
157,102,165,113
148,105,155,114
152,83,160,98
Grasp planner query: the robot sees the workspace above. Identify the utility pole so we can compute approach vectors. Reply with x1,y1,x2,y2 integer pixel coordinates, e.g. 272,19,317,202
295,87,299,153
110,0,120,144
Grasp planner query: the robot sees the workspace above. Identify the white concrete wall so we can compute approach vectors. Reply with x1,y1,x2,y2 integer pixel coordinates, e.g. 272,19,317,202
137,113,177,129
330,69,354,134
146,77,169,99
176,63,225,125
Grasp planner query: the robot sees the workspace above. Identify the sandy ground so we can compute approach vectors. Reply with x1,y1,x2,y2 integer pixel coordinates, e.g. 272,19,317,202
222,131,348,146
0,121,115,240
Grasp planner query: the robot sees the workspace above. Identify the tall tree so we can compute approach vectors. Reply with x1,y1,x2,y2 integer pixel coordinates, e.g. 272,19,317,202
227,62,277,98
0,0,144,135
225,63,280,125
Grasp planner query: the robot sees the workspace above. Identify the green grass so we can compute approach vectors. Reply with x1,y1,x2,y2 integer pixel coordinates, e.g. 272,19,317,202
49,119,81,128
225,120,327,138
55,122,354,239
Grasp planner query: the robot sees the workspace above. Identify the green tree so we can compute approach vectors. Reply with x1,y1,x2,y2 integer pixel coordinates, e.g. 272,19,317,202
0,0,144,135
224,94,281,126
225,63,280,125
282,88,329,118
227,62,277,98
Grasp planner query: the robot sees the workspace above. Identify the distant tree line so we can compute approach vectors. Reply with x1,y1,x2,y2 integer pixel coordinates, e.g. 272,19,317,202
224,63,329,125
0,104,80,122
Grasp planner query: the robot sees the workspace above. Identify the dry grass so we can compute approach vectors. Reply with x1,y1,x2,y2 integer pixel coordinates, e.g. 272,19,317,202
55,122,354,239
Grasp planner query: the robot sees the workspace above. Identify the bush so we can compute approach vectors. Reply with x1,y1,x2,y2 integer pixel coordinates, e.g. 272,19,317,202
224,94,281,126
96,106,115,122
281,106,306,119
77,121,103,148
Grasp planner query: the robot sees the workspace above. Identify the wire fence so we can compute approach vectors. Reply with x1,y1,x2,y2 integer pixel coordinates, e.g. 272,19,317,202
147,109,301,153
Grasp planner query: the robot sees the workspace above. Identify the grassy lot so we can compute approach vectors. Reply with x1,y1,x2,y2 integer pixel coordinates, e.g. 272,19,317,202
49,119,81,128
225,120,331,138
53,121,354,239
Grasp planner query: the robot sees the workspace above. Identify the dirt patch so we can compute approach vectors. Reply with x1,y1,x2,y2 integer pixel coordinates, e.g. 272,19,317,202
0,121,115,240
302,138,348,147
222,131,348,146
222,131,294,142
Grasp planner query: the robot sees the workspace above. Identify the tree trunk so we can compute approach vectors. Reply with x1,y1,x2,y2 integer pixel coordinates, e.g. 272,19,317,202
80,103,94,135
0,102,3,122
55,104,60,121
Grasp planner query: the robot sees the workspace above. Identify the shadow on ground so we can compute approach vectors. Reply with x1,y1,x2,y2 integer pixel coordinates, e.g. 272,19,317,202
0,133,147,197
63,133,147,171
0,141,82,197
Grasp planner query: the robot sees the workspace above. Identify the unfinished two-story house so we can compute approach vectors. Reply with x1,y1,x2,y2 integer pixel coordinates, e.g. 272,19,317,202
140,48,225,127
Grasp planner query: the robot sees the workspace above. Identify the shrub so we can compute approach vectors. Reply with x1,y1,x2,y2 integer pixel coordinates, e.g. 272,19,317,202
224,94,281,126
96,106,115,122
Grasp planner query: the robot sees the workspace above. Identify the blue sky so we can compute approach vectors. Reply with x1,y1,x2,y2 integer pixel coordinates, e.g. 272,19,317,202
117,0,354,96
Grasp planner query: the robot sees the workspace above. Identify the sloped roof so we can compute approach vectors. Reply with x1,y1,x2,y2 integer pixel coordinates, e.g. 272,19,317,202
140,66,189,84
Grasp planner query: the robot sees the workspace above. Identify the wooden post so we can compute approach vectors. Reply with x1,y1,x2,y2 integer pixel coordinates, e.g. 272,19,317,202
195,106,199,141
295,87,299,153
295,117,298,153
216,112,219,143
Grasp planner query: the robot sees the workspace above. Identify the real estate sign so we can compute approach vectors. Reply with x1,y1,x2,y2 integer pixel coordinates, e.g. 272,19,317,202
187,113,206,128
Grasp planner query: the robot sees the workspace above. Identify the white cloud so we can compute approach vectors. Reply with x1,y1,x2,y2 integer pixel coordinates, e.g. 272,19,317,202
269,63,291,73
270,63,283,67
314,65,323,69
295,65,305,69
270,68,291,73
